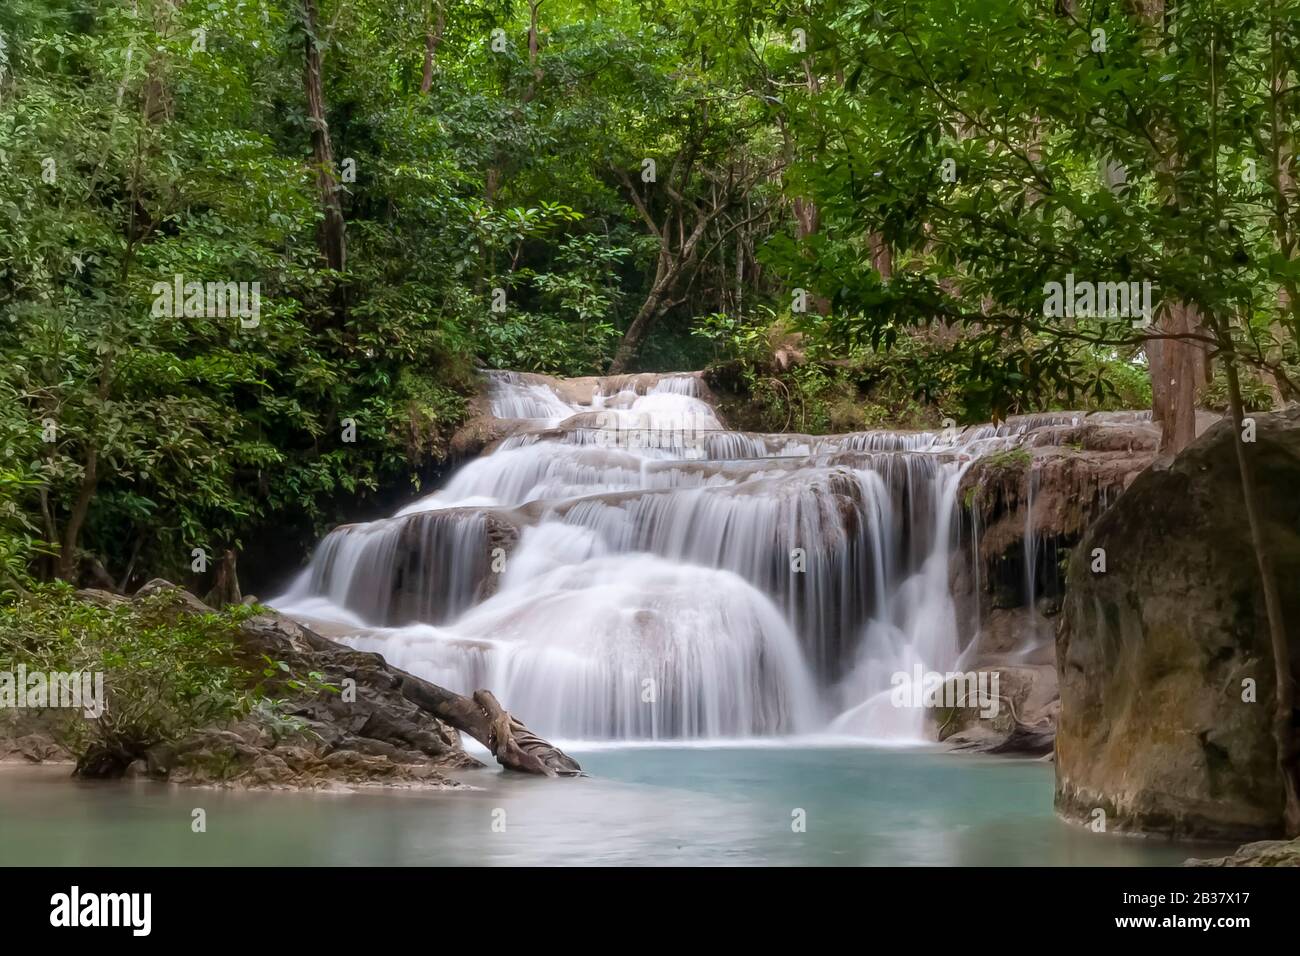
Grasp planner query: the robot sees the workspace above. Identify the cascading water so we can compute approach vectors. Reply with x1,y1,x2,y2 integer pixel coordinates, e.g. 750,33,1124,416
273,371,1102,743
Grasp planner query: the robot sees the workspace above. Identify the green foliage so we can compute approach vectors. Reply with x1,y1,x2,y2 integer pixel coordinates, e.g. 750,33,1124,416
694,310,777,366
0,0,1296,590
1203,367,1277,413
982,447,1033,472
697,307,1152,435
0,0,683,584
0,384,48,597
481,231,629,372
0,585,260,762
761,0,1300,419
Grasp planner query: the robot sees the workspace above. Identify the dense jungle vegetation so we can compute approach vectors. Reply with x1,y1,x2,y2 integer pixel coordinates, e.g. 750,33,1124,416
1,0,1297,594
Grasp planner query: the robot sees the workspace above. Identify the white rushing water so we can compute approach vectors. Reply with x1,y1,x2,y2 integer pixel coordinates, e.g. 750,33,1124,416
273,371,1124,742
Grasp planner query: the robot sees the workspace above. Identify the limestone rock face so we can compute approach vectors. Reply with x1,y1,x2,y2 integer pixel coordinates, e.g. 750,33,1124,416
957,418,1160,608
943,417,1161,753
311,507,525,627
1055,407,1300,840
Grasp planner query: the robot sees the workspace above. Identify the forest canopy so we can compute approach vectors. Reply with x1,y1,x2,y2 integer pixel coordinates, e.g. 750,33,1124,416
1,0,1297,593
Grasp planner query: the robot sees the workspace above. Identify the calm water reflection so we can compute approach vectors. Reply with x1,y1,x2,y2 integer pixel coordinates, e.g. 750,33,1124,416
0,745,1232,866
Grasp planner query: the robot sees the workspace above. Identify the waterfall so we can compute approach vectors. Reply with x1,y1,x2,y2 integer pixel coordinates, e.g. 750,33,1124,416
272,370,1080,742
1024,462,1039,613
343,528,821,738
274,509,496,626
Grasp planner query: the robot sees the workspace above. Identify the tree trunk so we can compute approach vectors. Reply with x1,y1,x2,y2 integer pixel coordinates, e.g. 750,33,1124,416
609,283,670,374
143,0,180,124
520,1,545,103
869,232,893,281
302,0,346,274
609,191,718,373
203,549,242,607
528,0,541,66
1149,301,1206,453
1135,0,1208,454
789,197,831,316
793,196,818,239
419,2,444,95
1222,358,1300,836
401,675,582,776
1264,10,1297,403
57,449,97,581
790,59,833,315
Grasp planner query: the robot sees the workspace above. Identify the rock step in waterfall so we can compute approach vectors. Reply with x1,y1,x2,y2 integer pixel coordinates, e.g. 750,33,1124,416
273,370,1154,743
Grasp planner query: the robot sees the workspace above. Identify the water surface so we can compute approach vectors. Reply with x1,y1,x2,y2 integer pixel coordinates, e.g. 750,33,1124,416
0,745,1229,866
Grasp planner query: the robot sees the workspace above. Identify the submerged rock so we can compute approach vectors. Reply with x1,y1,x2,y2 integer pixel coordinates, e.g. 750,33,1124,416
1055,407,1300,840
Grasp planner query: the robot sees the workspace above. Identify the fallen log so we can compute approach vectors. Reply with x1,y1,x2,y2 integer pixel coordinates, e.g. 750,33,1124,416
401,675,582,777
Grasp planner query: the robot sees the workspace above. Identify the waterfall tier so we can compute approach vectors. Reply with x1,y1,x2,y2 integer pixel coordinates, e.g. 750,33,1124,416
274,370,1149,741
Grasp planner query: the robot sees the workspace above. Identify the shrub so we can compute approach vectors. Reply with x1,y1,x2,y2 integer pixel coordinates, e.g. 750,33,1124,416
0,585,261,774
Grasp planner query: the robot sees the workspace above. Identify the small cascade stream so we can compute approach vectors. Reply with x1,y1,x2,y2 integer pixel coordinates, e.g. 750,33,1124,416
273,371,1101,742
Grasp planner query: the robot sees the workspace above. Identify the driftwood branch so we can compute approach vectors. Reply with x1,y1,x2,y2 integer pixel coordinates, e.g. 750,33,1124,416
401,675,582,777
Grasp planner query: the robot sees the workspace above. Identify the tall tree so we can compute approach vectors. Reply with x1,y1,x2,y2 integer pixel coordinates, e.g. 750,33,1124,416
301,0,346,275
420,0,446,94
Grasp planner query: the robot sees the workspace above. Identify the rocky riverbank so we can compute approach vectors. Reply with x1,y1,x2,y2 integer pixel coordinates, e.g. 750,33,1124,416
1186,837,1300,866
1,580,578,791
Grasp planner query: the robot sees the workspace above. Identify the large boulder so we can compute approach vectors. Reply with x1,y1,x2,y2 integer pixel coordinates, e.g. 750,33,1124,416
935,663,1059,756
1055,407,1300,840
